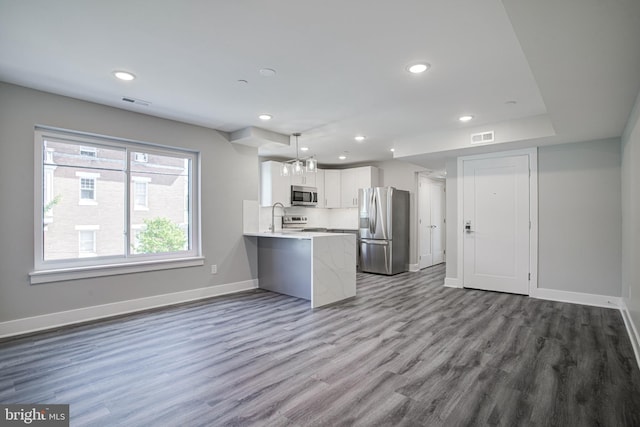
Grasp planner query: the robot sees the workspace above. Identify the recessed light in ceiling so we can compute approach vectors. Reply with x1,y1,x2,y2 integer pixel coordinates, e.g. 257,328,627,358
505,100,517,105
258,114,272,121
338,155,347,160
259,68,276,77
113,71,136,81
459,115,474,122
300,147,309,152
237,79,248,84
390,148,395,152
354,135,366,142
406,63,430,74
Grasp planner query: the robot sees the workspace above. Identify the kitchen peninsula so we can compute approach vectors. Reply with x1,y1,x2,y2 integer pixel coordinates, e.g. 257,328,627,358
243,231,356,308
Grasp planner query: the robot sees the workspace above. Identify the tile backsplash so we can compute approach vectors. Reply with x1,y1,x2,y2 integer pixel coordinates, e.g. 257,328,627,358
258,206,358,232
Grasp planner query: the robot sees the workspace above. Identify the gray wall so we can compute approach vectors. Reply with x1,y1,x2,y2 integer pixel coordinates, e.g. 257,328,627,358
538,139,621,296
445,139,622,297
0,82,259,322
622,89,640,332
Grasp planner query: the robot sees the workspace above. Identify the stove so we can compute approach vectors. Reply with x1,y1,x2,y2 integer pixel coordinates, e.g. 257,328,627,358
282,215,308,230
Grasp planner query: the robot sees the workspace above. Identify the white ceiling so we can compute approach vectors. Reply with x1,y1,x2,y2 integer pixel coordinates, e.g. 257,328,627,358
1,0,639,169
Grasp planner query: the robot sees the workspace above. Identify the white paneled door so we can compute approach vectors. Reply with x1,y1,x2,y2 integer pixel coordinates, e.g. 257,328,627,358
462,154,530,295
419,175,445,269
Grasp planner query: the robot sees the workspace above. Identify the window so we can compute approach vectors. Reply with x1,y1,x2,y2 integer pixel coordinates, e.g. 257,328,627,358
79,177,96,200
132,177,150,210
133,152,148,163
80,146,97,157
77,229,97,257
32,127,202,283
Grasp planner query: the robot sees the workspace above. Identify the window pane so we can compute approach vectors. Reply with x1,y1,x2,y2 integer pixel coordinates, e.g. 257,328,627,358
44,139,125,171
130,151,190,255
43,139,125,261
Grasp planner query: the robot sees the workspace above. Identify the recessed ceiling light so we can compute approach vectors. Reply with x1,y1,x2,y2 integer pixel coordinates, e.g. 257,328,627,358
300,147,309,152
406,63,430,74
390,148,395,152
459,115,474,122
339,155,347,160
505,100,517,105
258,114,272,121
259,68,277,77
113,71,136,81
354,135,366,142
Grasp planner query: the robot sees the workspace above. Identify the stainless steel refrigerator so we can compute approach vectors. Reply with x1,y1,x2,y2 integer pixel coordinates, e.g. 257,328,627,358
358,187,410,275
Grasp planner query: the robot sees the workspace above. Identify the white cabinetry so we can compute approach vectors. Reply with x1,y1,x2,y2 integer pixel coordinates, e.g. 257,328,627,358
261,162,378,209
290,172,316,187
315,170,326,208
261,161,290,207
340,166,379,207
323,170,342,208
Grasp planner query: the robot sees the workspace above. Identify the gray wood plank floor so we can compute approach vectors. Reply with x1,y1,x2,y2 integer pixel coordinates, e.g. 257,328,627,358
2,264,640,426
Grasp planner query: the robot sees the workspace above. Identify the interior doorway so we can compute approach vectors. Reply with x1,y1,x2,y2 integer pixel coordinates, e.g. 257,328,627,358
418,174,446,269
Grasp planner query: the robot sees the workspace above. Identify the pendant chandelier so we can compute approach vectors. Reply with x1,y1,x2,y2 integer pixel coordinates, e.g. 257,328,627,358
281,132,317,177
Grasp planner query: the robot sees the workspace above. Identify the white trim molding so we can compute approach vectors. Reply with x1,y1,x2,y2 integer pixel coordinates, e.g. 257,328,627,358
444,277,463,288
408,263,420,272
620,299,640,370
531,287,621,309
0,278,259,339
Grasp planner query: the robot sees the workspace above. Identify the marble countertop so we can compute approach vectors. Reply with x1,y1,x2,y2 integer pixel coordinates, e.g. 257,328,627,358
243,231,353,239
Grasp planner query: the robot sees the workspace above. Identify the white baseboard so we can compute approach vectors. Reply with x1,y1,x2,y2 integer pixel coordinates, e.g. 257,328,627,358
620,299,640,370
530,287,621,309
0,279,259,339
408,263,420,272
444,277,462,288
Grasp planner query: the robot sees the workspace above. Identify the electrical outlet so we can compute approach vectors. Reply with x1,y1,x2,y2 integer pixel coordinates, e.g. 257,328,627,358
211,264,217,274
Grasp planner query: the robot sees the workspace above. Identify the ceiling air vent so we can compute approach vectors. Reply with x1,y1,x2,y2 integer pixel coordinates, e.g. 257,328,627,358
122,97,151,107
470,131,494,144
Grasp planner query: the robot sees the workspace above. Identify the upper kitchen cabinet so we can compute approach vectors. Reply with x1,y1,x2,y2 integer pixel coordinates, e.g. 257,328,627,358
340,166,379,208
323,169,341,208
261,161,290,207
290,172,316,187
315,169,326,208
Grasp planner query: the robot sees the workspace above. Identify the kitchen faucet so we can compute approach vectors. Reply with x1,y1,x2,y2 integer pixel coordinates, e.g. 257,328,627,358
271,202,285,232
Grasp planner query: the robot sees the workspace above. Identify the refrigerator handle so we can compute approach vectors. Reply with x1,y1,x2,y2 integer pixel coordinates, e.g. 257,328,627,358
371,191,377,234
361,239,389,245
369,190,375,234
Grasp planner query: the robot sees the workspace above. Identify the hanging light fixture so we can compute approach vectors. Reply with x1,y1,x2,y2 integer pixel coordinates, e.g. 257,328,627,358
306,157,317,172
281,133,317,176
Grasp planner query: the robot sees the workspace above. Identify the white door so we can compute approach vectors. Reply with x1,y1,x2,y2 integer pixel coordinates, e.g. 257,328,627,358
431,181,445,264
419,176,446,269
463,154,530,295
419,175,433,269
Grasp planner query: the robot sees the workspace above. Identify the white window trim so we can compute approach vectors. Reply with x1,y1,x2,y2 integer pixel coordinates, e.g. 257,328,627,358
33,126,202,284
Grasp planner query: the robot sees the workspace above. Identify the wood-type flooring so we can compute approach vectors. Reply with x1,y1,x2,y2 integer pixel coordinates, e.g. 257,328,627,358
1,264,640,426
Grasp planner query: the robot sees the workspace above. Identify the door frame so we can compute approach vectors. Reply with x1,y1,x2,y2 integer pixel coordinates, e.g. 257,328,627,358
417,173,446,269
456,148,538,295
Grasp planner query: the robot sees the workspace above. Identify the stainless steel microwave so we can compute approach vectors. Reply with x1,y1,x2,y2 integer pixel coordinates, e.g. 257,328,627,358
291,185,318,206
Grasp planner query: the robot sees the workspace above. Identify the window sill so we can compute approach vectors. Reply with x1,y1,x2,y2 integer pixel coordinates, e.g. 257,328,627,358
30,256,205,284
